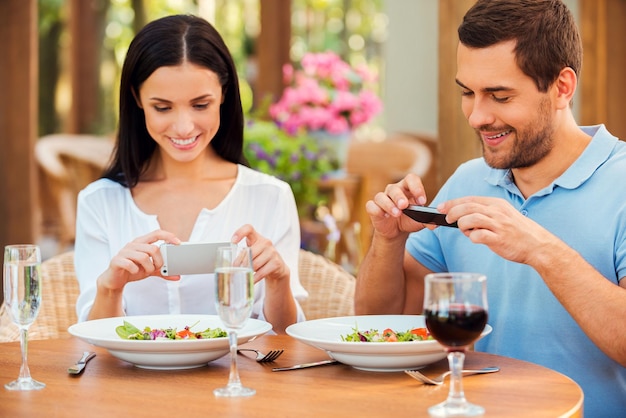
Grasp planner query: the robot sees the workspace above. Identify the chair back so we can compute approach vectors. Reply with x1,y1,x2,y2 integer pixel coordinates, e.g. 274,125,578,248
298,249,356,320
346,132,439,248
36,134,115,250
0,251,79,342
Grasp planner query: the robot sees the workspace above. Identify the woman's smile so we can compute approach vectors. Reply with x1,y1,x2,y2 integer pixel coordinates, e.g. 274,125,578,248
170,135,200,149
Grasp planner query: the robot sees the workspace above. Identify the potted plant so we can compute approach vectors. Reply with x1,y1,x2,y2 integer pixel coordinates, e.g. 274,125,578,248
269,51,382,170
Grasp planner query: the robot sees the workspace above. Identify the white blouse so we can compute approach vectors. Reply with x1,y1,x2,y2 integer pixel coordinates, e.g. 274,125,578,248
74,165,307,324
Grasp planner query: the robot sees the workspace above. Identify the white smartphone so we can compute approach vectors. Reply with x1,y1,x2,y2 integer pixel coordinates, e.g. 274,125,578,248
159,242,231,276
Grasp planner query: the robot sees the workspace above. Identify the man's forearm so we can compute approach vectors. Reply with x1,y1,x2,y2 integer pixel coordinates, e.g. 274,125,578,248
531,238,626,365
355,231,409,314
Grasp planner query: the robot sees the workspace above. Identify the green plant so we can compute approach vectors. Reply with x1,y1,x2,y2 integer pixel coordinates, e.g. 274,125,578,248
243,119,336,216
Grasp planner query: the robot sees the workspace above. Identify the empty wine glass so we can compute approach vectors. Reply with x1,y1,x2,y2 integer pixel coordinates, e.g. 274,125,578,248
214,245,255,397
423,272,488,417
3,244,45,391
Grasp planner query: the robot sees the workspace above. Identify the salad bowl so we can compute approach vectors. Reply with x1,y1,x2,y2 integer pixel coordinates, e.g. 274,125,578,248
68,314,272,370
286,315,492,372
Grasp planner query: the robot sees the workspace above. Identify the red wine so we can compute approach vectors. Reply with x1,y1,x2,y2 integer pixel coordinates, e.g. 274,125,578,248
425,304,487,349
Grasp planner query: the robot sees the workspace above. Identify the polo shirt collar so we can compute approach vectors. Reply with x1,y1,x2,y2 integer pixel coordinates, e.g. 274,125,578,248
484,125,618,194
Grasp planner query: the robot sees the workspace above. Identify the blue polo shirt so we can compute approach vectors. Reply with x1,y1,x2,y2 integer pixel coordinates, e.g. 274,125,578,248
407,125,626,416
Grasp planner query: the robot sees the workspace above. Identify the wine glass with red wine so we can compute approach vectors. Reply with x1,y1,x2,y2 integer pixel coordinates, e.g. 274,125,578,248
423,272,488,417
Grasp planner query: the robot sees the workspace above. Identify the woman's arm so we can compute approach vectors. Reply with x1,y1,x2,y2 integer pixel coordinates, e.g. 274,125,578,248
74,185,179,321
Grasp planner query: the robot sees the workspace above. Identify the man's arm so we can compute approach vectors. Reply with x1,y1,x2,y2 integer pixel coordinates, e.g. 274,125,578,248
530,240,626,367
354,174,431,314
442,195,626,366
355,231,408,314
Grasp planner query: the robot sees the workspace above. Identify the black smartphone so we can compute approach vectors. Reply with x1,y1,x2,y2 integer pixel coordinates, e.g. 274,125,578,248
402,205,458,228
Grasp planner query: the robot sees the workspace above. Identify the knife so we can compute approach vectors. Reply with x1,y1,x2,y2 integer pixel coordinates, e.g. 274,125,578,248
272,359,339,372
68,351,96,375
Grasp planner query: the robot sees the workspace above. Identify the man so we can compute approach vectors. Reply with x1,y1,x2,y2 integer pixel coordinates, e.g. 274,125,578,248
354,0,626,415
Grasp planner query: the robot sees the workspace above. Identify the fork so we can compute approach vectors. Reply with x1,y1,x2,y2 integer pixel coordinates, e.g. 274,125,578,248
405,366,499,385
237,348,284,362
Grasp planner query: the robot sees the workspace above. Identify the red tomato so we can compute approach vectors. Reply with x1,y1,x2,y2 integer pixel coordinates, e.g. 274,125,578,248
411,328,430,339
383,328,398,342
177,328,194,339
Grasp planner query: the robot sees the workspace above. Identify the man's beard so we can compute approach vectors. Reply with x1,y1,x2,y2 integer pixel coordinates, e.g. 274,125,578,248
479,98,554,170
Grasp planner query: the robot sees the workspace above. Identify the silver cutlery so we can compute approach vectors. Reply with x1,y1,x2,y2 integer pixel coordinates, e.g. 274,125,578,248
237,348,284,362
405,366,499,385
272,359,339,372
68,351,96,375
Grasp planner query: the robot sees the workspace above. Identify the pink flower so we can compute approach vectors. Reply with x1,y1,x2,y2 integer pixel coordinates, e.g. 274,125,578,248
282,63,294,84
300,107,330,131
270,51,382,134
324,117,350,134
355,64,377,83
331,91,360,112
358,90,383,116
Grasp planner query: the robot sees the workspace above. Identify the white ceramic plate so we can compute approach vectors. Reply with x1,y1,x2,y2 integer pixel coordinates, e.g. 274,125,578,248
286,315,492,372
68,314,272,370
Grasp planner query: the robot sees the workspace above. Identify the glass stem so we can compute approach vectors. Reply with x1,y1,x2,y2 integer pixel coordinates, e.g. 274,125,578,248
227,330,241,387
18,327,32,381
446,350,468,408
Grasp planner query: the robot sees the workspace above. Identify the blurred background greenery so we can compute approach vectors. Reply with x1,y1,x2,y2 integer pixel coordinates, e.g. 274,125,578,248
38,0,386,137
32,0,391,270
5,0,622,299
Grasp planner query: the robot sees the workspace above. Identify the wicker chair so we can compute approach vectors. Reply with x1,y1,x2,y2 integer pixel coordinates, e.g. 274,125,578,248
36,134,114,251
298,249,356,320
0,251,79,342
0,249,355,341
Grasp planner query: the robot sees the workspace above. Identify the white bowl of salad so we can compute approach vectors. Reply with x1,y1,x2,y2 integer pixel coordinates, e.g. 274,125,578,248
286,315,492,372
68,314,272,370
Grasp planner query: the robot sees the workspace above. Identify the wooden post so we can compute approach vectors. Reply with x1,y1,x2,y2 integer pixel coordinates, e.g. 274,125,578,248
0,0,39,303
67,0,108,133
437,0,481,189
256,0,291,110
579,0,626,140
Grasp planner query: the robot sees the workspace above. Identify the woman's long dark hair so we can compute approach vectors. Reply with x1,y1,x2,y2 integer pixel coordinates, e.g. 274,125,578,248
103,14,247,187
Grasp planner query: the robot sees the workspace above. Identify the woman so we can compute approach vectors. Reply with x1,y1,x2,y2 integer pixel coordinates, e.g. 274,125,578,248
74,15,306,334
